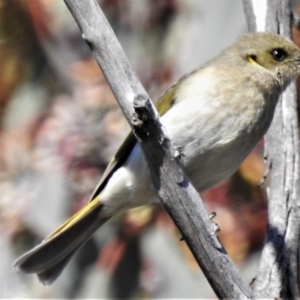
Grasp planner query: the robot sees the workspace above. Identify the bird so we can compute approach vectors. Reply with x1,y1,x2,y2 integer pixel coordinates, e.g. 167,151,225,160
14,32,300,285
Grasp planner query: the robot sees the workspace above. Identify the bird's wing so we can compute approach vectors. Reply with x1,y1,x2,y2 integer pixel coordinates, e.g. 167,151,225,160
89,84,178,202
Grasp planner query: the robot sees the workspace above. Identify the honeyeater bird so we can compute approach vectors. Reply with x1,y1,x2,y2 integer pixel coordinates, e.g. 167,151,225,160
14,32,300,284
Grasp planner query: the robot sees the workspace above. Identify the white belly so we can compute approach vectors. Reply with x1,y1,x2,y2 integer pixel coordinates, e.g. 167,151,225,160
101,94,272,214
100,69,277,214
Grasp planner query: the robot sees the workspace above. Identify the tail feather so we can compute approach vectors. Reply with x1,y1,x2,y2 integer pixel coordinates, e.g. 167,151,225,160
38,250,76,285
14,197,109,284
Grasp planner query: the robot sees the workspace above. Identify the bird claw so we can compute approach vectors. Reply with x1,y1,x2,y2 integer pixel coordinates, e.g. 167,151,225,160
211,222,220,235
209,212,220,235
172,146,185,160
209,212,217,220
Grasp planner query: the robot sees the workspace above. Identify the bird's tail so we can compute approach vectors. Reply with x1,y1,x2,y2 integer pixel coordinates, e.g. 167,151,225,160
14,196,110,285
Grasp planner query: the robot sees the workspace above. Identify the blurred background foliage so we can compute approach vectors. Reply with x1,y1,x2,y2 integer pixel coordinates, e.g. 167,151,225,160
0,0,300,298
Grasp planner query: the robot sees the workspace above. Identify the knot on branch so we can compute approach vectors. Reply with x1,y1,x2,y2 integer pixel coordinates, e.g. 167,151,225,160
132,94,150,127
132,93,166,146
132,94,156,135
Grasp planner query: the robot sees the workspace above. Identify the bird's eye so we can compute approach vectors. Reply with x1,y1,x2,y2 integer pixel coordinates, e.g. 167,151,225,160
271,48,288,62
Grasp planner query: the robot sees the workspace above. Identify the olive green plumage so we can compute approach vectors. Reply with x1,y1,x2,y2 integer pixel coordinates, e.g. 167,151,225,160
14,32,300,284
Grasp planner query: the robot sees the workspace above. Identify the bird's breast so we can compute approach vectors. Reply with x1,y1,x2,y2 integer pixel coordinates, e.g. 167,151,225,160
161,74,277,191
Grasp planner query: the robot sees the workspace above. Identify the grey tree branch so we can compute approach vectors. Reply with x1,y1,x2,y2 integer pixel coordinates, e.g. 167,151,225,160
63,0,253,298
243,0,300,298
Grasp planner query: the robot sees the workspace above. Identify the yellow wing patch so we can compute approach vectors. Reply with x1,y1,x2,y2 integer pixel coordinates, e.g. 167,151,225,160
156,84,178,115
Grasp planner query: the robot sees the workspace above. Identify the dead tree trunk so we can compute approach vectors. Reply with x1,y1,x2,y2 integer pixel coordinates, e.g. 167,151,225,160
243,0,300,298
